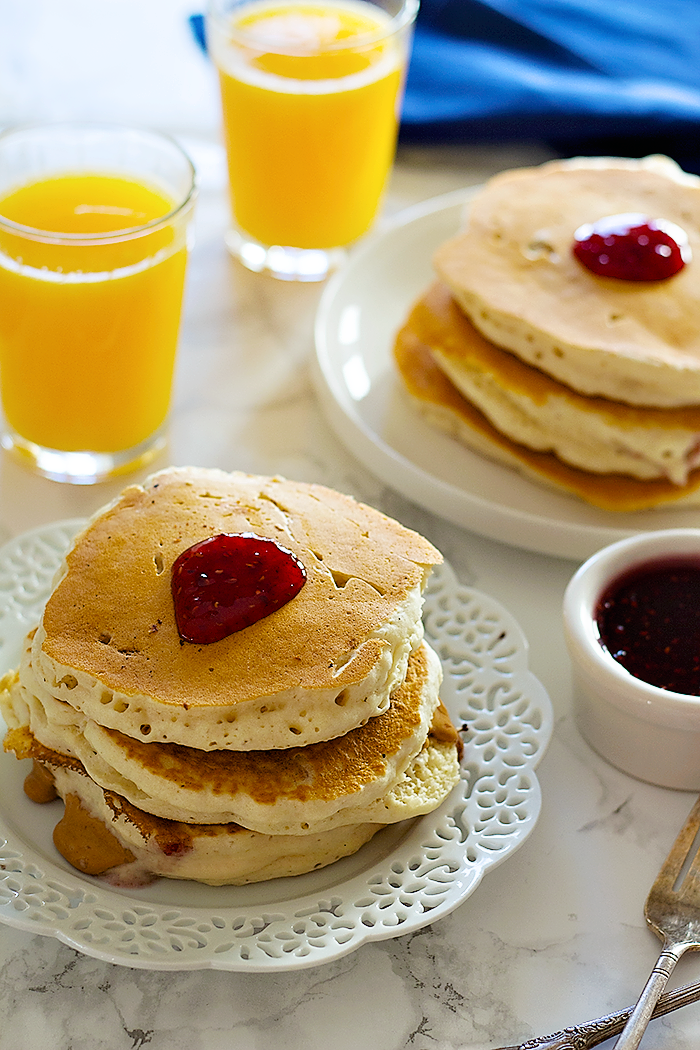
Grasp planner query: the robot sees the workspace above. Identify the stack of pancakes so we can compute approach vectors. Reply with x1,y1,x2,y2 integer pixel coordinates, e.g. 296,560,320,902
0,467,462,886
394,155,700,512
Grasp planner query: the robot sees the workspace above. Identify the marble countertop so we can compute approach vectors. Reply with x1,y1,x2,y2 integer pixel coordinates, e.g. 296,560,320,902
3,4,700,1048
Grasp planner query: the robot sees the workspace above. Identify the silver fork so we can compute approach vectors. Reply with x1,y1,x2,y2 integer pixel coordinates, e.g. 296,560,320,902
611,793,700,1049
491,977,700,1050
490,794,700,1050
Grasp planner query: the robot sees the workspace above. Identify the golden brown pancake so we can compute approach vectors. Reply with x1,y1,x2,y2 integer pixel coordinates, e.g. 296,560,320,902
434,156,700,408
5,731,385,886
35,467,442,751
4,709,462,886
2,641,449,834
411,282,700,484
393,306,700,512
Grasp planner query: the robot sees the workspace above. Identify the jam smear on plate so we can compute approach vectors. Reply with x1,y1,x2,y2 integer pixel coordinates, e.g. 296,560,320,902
172,533,306,644
573,213,689,280
596,557,700,694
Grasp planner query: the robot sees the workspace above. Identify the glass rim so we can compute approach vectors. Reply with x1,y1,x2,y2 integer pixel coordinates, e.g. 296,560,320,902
206,0,419,56
0,121,197,245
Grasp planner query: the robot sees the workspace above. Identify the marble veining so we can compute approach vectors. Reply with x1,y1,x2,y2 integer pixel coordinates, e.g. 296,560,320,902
2,3,700,1048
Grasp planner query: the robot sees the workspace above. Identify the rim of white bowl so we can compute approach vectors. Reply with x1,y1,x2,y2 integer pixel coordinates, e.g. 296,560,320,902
563,529,700,727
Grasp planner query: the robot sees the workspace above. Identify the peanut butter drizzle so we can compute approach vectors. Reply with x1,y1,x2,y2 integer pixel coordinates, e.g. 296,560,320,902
429,701,464,759
53,794,135,875
23,760,58,804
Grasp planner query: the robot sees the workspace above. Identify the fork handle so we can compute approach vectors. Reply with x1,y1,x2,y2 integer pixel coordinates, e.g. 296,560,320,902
612,945,687,1050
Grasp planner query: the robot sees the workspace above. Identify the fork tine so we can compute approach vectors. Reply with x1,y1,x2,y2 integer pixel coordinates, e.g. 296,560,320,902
617,793,700,1049
685,840,700,884
651,796,700,890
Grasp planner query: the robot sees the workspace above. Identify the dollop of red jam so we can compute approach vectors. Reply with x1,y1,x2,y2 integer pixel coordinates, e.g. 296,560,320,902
595,557,700,694
573,213,690,280
171,533,306,644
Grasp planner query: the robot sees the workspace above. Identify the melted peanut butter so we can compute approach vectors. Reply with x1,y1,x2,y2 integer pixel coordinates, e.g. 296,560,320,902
53,793,135,875
429,701,464,759
23,760,58,804
6,727,199,870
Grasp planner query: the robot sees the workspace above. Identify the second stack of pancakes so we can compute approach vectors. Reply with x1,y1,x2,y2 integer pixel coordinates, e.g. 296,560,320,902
394,155,700,512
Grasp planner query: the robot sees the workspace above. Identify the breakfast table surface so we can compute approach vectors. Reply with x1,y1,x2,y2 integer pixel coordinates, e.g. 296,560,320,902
3,3,700,1048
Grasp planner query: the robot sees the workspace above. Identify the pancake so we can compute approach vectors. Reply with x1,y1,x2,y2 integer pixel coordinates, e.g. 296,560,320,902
1,640,447,835
35,467,442,752
393,309,700,512
0,468,460,886
434,155,700,408
10,735,384,886
4,711,462,886
412,282,700,484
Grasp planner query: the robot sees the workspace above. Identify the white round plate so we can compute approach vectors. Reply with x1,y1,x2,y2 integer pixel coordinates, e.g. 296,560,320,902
0,522,552,972
313,189,700,562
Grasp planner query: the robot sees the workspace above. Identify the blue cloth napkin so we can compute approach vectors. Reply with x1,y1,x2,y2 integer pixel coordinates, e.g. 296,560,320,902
402,0,700,170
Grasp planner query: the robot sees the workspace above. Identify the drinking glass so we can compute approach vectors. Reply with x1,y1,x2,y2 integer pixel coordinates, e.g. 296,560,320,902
0,122,196,484
207,0,418,281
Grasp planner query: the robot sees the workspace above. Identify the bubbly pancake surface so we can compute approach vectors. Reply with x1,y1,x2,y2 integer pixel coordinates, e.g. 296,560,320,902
434,156,700,407
37,467,442,751
3,641,446,834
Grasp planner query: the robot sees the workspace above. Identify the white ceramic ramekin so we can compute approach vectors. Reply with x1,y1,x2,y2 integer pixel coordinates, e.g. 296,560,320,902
563,529,700,790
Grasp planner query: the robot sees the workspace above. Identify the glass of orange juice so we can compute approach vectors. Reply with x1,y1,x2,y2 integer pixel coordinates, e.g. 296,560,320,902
207,0,418,281
0,122,196,484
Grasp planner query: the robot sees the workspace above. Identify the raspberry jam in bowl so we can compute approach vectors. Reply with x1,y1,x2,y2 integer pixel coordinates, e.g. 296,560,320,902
563,529,700,789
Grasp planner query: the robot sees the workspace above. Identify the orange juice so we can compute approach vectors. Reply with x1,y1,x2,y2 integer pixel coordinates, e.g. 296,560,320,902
0,173,189,454
210,0,411,248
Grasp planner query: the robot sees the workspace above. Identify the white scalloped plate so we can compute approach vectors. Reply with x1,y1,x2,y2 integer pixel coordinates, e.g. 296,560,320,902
0,521,552,971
